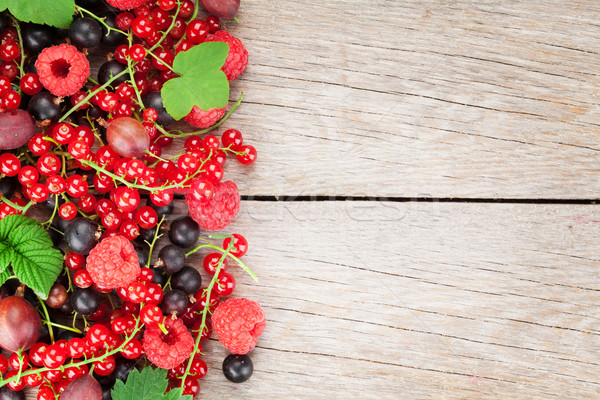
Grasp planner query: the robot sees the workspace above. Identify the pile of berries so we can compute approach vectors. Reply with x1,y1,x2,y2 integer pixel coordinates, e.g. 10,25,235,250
0,0,264,398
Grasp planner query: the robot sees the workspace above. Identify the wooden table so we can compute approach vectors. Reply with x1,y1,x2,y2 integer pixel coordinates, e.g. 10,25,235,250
190,1,600,398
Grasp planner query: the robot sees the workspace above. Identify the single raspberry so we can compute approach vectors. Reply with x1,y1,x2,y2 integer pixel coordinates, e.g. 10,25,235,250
35,44,90,97
212,298,266,355
183,105,226,128
143,317,194,369
86,235,140,289
205,31,248,81
186,180,240,231
106,0,148,10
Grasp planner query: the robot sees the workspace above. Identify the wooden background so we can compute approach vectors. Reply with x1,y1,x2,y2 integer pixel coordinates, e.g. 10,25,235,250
24,0,600,399
190,1,600,398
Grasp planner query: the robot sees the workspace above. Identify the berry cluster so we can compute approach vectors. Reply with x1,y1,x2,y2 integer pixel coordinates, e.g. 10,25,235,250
0,0,263,398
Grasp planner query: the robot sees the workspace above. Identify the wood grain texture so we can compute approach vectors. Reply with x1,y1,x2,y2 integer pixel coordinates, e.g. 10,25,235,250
142,201,598,399
168,0,600,198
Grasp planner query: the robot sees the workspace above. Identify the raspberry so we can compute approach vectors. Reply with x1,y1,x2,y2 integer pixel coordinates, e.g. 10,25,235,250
205,31,248,81
143,317,194,369
86,235,140,289
35,44,90,97
186,180,240,231
212,298,266,355
183,105,226,128
106,0,148,10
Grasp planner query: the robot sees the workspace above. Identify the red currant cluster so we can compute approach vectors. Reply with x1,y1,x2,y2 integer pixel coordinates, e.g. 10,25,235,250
0,0,264,398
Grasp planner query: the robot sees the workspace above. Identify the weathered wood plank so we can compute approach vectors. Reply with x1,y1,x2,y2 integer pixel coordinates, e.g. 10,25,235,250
167,0,600,198
160,201,599,399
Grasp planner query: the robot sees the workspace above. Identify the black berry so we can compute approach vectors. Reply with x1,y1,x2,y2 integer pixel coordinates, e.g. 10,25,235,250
27,92,61,123
222,354,253,383
161,289,188,315
69,17,102,48
169,216,199,247
70,287,101,315
171,266,202,294
98,60,128,86
65,218,100,255
157,245,185,274
143,91,174,125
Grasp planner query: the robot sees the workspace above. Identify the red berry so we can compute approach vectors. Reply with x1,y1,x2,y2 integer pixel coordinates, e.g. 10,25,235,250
135,206,158,229
132,16,155,38
46,175,66,194
236,144,257,165
200,160,224,183
35,44,90,97
128,44,146,61
8,352,29,371
0,153,20,176
29,133,52,155
114,186,141,212
203,252,228,275
144,283,164,304
18,165,39,186
86,235,140,289
65,251,85,271
121,338,142,359
28,183,50,202
66,174,89,198
189,357,208,378
115,11,135,30
223,233,248,257
94,355,116,376
37,153,61,176
186,19,208,44
59,202,78,220
143,107,158,122
42,344,68,369
119,219,140,240
212,298,266,354
214,271,235,296
205,15,220,33
73,269,93,288
143,317,193,369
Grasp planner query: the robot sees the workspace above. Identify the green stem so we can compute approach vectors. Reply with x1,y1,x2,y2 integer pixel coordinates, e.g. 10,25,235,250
42,194,59,226
162,92,245,137
37,299,54,344
40,320,83,334
186,239,258,281
59,69,129,122
149,0,183,52
145,215,166,269
11,18,25,79
145,48,177,74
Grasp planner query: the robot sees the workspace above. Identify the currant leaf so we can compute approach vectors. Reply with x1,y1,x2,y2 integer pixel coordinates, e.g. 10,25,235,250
161,42,230,120
0,215,63,299
112,367,192,400
0,0,75,28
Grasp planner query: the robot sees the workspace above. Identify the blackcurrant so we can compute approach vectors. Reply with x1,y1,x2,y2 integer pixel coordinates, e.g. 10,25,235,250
22,24,54,54
70,287,101,315
148,199,173,220
169,216,199,248
57,329,82,341
222,354,253,383
65,218,100,255
98,60,128,86
0,176,16,198
142,91,174,125
138,226,157,244
27,92,61,123
161,289,188,315
99,12,126,47
133,243,149,267
157,245,185,274
149,266,167,286
113,358,137,382
44,194,65,212
171,266,202,295
0,386,25,400
69,17,102,48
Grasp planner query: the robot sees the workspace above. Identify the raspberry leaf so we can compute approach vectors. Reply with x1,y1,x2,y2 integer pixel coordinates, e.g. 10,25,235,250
0,215,63,299
0,0,75,29
161,42,230,120
111,366,192,400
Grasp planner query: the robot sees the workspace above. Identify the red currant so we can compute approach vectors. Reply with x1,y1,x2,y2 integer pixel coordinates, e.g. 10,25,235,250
120,338,142,359
114,186,141,212
94,355,116,376
223,233,249,257
20,73,42,95
73,269,93,288
140,304,163,325
29,133,52,155
203,253,228,275
37,153,61,176
206,15,221,33
186,19,208,44
18,165,39,186
66,174,89,198
0,153,20,176
115,12,135,30
222,129,243,148
28,183,50,202
65,251,85,271
42,344,67,369
59,202,78,220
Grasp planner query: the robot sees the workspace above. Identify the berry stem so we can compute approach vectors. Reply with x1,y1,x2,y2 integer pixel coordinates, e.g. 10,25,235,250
59,68,130,122
36,298,55,344
161,92,245,137
42,194,59,226
40,319,83,334
186,238,258,281
149,0,183,53
145,215,166,269
74,6,128,36
10,18,25,80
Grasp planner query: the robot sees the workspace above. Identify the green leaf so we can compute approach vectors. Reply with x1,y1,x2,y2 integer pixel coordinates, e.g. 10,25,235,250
112,367,192,400
0,215,63,299
0,267,11,287
0,0,75,28
161,42,230,120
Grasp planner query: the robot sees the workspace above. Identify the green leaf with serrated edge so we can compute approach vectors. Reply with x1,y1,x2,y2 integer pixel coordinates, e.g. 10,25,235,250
0,214,36,242
0,241,12,274
161,42,230,120
0,267,11,287
6,220,62,299
112,367,192,400
0,0,75,28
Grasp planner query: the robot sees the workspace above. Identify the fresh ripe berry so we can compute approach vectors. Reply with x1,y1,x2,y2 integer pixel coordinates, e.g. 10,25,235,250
206,30,248,81
69,17,103,48
19,73,42,96
46,175,66,194
107,117,150,158
222,128,243,148
178,0,195,18
222,354,253,383
206,15,221,33
65,251,85,271
144,282,164,304
70,90,89,110
200,160,224,183
42,343,67,368
128,44,146,61
142,317,194,369
186,180,240,231
184,105,226,129
35,44,90,97
139,267,153,282
98,91,118,112
143,107,158,122
68,140,91,160
37,153,61,176
186,19,208,44
212,298,266,355
223,233,249,257
29,343,48,366
172,266,202,294
150,189,173,207
161,289,188,315
157,244,185,274
132,16,155,38
0,153,20,176
169,216,200,248
18,165,39,186
182,377,200,396
65,218,100,254
66,175,89,198
1,90,20,109
236,144,258,165
214,272,236,296
8,352,29,371
0,40,19,61
140,304,163,325
86,235,140,289
25,372,43,387
59,202,77,220
119,219,140,240
135,206,158,229
29,133,52,155
4,370,26,391
203,252,228,275
70,287,101,315
93,355,116,376
78,193,97,213
120,338,142,359
113,186,140,212
67,338,86,359
73,269,93,288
